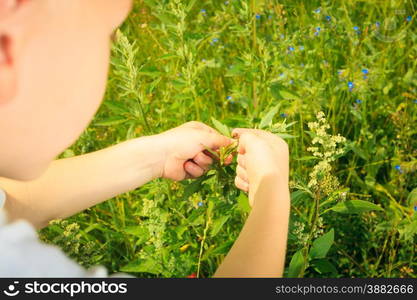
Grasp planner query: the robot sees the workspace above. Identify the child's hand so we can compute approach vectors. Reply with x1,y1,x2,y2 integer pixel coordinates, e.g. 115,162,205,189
231,128,289,205
154,121,232,181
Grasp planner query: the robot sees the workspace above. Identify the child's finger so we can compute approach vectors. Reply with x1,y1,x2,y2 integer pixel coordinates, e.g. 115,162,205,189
236,165,248,182
184,160,205,178
234,176,249,192
232,128,253,138
237,154,246,168
202,132,232,151
193,152,213,170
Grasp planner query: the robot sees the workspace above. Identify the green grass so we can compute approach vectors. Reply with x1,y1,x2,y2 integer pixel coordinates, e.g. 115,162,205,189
40,0,417,278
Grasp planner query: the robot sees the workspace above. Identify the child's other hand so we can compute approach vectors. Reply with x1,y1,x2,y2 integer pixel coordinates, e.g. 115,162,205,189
155,122,232,181
231,128,289,205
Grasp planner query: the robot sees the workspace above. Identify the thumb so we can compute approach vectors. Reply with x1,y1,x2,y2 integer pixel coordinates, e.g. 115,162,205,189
238,132,263,154
202,132,232,150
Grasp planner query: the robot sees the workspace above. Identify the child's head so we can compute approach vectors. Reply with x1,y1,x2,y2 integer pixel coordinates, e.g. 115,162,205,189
0,0,132,180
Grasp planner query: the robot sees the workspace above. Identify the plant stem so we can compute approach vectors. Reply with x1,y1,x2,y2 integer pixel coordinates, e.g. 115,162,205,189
136,93,152,134
250,0,258,109
197,212,211,278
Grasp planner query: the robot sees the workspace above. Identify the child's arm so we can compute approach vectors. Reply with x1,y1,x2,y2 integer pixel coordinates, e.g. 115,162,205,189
214,129,290,277
1,122,231,228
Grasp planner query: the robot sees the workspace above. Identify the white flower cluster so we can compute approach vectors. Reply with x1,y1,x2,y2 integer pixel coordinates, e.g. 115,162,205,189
307,112,346,195
293,221,309,246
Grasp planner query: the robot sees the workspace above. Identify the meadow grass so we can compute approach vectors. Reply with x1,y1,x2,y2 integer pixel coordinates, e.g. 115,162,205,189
40,0,417,278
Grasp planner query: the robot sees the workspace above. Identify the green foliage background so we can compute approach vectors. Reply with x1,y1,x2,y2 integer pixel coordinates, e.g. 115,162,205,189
40,0,417,278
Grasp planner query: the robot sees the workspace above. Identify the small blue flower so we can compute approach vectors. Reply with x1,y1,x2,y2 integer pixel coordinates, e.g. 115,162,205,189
198,201,204,207
314,8,321,14
413,99,417,104
200,9,207,14
289,79,294,85
226,95,233,100
288,46,295,52
316,27,321,32
395,165,403,173
256,14,261,20
210,38,219,45
279,73,285,78
314,31,319,36
326,16,331,21
355,99,362,104
362,68,369,75
363,75,368,80
300,63,305,67
280,113,288,118
348,81,354,91
414,205,417,212
376,21,381,27
406,16,412,22
353,26,359,31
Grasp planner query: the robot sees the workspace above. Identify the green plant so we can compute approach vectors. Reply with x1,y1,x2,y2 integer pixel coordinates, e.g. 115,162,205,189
39,0,417,278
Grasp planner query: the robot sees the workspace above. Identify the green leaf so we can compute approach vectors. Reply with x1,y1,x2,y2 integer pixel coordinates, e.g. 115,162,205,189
207,199,215,217
138,66,162,78
311,259,338,275
94,116,128,126
124,226,148,237
259,105,279,129
287,249,306,277
143,0,157,8
171,79,187,90
210,240,234,255
270,83,299,100
186,0,197,12
182,177,206,200
210,215,230,237
154,13,175,25
347,143,368,160
291,190,312,205
103,101,129,115
383,82,393,95
295,156,320,161
329,200,383,214
253,0,266,11
407,188,417,207
276,133,296,140
211,118,231,137
225,63,245,77
309,229,334,259
237,192,251,213
156,53,180,61
123,226,149,245
398,217,417,241
120,258,162,275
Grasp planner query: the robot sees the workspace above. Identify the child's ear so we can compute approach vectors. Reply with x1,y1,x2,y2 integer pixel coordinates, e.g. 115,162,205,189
0,0,27,104
0,34,16,103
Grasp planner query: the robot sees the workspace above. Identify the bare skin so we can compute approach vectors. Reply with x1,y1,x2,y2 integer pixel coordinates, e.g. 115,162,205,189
1,122,231,229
